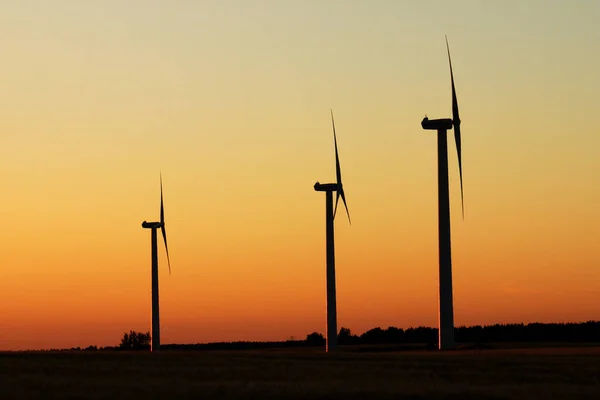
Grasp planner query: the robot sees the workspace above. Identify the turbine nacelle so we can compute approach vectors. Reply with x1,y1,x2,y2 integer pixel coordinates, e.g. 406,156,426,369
421,117,453,131
314,182,339,192
141,221,163,229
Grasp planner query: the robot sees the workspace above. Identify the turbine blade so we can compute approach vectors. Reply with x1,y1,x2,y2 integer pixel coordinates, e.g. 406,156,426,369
160,173,171,274
446,36,464,219
160,172,164,225
330,109,351,225
161,224,171,275
454,124,464,219
331,110,342,190
340,189,351,225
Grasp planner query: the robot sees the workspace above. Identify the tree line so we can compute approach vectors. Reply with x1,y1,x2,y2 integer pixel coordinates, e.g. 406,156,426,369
95,321,599,351
330,320,600,346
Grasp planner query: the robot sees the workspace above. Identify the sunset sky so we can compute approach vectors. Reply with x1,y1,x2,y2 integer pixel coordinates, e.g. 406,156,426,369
1,0,599,350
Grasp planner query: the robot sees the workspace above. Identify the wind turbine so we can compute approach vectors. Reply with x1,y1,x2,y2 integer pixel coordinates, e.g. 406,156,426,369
314,110,351,352
420,36,464,350
141,173,171,352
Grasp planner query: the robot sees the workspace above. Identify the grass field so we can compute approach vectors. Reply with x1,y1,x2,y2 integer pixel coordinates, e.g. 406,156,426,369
1,345,599,399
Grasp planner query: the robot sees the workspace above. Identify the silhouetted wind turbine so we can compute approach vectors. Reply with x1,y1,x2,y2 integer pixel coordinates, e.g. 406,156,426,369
314,110,351,352
141,173,171,352
420,36,464,350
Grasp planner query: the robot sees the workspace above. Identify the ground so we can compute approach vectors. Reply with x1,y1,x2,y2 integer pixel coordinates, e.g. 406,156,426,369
1,345,599,399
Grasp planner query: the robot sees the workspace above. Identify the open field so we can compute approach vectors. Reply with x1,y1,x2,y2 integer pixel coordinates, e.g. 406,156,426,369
2,345,600,399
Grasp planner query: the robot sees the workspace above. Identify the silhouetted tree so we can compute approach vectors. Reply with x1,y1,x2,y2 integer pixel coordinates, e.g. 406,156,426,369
404,326,438,344
305,332,326,346
120,330,151,350
385,326,405,343
360,327,387,344
338,327,359,345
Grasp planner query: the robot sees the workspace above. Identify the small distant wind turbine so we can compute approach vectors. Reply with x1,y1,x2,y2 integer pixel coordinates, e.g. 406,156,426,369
314,110,351,352
141,173,171,352
420,36,464,350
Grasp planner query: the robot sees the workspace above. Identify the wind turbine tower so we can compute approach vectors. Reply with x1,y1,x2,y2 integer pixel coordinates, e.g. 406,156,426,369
314,110,351,352
141,173,171,352
421,37,465,350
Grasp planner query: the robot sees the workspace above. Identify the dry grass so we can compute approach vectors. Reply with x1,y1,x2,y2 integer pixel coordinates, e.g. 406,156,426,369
1,345,599,399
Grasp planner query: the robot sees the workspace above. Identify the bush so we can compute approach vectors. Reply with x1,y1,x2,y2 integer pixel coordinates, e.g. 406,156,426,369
120,330,151,350
305,332,326,346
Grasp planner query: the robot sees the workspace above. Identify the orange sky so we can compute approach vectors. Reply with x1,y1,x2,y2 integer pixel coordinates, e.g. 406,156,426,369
1,1,599,350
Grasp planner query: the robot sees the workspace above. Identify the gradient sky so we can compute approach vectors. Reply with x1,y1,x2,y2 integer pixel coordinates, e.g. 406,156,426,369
1,0,599,350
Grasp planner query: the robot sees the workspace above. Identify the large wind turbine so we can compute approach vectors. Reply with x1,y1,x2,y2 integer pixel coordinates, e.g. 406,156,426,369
314,110,351,352
420,36,464,350
141,173,171,352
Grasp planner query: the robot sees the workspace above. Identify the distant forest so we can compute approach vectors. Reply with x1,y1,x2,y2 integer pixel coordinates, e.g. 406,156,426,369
64,321,600,352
